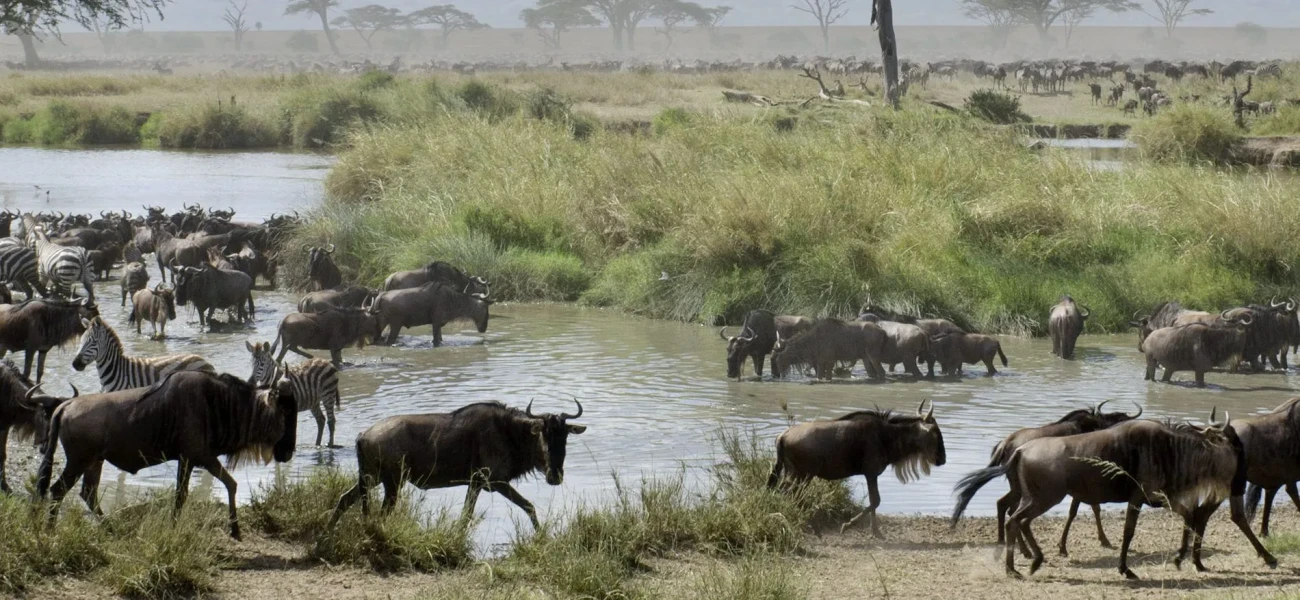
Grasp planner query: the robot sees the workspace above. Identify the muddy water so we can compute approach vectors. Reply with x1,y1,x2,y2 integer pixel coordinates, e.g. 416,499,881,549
4,148,1300,555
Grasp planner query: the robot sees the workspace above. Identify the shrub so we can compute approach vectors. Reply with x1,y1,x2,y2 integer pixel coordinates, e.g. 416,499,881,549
358,70,396,92
653,107,694,134
1,101,139,145
1131,103,1242,163
965,89,1029,124
100,496,227,599
0,494,108,594
151,102,279,149
456,80,521,120
282,87,381,148
1251,106,1300,136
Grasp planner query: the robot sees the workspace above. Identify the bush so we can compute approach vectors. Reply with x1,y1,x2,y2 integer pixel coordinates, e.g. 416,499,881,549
1252,106,1300,135
0,494,108,593
2,101,139,145
965,89,1029,124
286,30,320,53
282,87,381,148
1132,103,1242,163
151,102,279,149
99,495,227,598
456,80,521,121
358,70,396,92
653,107,695,134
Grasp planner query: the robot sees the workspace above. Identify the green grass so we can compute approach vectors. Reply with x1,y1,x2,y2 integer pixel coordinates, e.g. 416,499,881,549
248,469,473,573
2,100,139,145
148,102,279,149
292,102,1300,332
1131,103,1243,163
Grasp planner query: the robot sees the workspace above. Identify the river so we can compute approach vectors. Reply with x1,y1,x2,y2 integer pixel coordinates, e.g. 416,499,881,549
2,147,1298,555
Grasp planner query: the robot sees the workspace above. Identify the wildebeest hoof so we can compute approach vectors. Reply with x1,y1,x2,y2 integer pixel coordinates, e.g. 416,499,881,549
1194,562,1209,573
1029,558,1044,574
1057,548,1069,557
1006,568,1023,580
1099,541,1115,550
327,444,344,449
1121,568,1139,580
1266,558,1279,569
1173,558,1183,570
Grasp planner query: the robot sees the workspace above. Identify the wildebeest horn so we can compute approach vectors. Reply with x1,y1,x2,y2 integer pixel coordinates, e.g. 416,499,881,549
325,243,335,253
924,399,934,421
1289,298,1298,312
1079,304,1091,318
24,383,43,401
68,384,78,398
302,244,312,252
561,398,583,420
1130,401,1143,419
474,276,488,285
719,327,731,341
1209,407,1220,426
1093,399,1109,414
1239,313,1254,326
525,399,536,418
100,210,109,218
773,332,785,352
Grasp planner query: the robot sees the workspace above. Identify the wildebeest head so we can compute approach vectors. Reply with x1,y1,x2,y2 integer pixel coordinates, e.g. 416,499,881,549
153,283,177,321
1096,399,1143,427
305,244,338,288
525,399,587,485
720,325,757,379
173,264,205,306
468,292,493,333
258,367,298,463
26,382,76,452
912,399,947,469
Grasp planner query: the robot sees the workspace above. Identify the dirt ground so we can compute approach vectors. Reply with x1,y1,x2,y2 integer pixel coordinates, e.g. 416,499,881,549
23,507,1300,599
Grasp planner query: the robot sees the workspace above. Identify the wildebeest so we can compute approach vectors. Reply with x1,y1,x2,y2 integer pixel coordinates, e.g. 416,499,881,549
152,224,204,283
770,318,887,380
0,298,96,381
915,318,965,377
382,261,490,295
873,320,929,377
1143,312,1251,387
1236,398,1300,537
931,332,1007,375
173,263,255,330
0,362,61,493
297,285,376,313
271,307,381,365
768,400,946,537
119,262,149,307
1089,82,1102,103
305,244,341,291
367,282,492,346
128,284,177,339
37,371,298,538
328,399,586,529
951,401,1142,555
1129,301,1220,349
720,310,814,379
999,413,1275,579
1049,295,1090,359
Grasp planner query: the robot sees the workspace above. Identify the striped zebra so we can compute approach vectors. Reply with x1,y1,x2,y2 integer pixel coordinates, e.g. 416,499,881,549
32,229,94,302
72,316,214,392
0,243,47,299
246,340,342,447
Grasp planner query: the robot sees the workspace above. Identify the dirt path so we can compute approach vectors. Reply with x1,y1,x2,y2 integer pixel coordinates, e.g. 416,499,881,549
26,507,1300,599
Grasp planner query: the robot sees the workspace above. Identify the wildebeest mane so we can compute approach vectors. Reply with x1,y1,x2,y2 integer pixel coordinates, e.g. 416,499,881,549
132,372,287,468
837,407,924,425
1123,420,1238,509
447,401,546,479
0,359,36,440
1053,408,1094,424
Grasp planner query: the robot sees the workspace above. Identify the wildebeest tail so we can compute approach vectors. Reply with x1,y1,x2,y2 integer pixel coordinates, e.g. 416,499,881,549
997,344,1008,367
767,436,785,489
1244,483,1264,521
36,404,66,499
950,464,1008,527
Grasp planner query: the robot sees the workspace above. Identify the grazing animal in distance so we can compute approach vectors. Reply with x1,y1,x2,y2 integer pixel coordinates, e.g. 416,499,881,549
1143,312,1251,387
37,371,299,539
769,400,946,537
247,341,342,447
120,262,149,307
770,318,888,381
382,261,489,294
367,282,492,346
720,310,814,379
329,399,587,529
128,284,177,339
271,307,380,366
173,262,255,330
931,332,1007,376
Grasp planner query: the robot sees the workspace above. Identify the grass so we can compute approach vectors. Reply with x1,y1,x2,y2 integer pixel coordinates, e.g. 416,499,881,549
1131,103,1243,162
247,468,473,573
292,98,1300,333
0,490,226,598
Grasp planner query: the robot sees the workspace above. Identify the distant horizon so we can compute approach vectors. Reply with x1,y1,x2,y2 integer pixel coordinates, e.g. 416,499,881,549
4,0,1295,33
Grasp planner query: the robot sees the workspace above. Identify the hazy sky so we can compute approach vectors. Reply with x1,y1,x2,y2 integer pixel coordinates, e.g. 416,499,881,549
101,0,1300,31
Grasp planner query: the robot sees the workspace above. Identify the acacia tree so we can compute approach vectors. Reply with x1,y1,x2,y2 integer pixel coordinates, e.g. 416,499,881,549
222,0,250,52
966,0,1138,42
960,0,1017,49
694,4,730,47
408,5,486,48
792,0,848,54
653,0,707,51
3,0,169,67
285,0,340,55
873,0,898,108
1061,5,1090,48
520,1,599,50
1141,0,1210,37
331,4,404,50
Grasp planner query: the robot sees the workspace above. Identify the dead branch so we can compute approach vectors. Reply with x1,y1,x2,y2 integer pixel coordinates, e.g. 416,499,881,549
721,90,776,106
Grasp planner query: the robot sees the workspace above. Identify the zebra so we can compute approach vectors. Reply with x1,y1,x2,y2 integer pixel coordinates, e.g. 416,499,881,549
31,229,94,302
71,316,214,392
246,340,342,447
0,244,47,299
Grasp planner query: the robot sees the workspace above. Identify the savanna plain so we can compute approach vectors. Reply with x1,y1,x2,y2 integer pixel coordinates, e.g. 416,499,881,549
6,36,1300,599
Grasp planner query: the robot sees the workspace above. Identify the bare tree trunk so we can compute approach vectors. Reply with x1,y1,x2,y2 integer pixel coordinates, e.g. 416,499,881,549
874,0,899,108
18,33,40,68
317,11,341,55
821,22,830,53
611,22,624,52
627,25,637,51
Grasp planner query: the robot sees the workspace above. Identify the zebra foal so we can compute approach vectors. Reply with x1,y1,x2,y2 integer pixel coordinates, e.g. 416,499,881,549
246,341,342,447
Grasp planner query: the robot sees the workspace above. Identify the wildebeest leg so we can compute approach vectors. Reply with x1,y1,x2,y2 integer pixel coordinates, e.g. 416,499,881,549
1144,356,1156,381
380,474,400,513
865,474,883,537
35,349,48,383
79,461,104,516
44,459,90,525
752,353,765,378
1118,502,1141,580
462,477,484,522
0,429,8,493
433,324,443,347
1194,369,1205,387
995,491,1013,544
1058,498,1081,556
1161,367,1175,383
983,358,997,376
385,325,402,345
289,346,315,359
903,353,922,377
174,458,193,517
1284,482,1300,515
197,457,242,540
1091,503,1112,548
1181,503,1217,572
491,482,540,529
328,474,372,526
1228,494,1279,569
1261,487,1277,537
329,348,343,366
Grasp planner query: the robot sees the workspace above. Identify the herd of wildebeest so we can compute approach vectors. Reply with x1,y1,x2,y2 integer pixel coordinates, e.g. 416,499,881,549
0,204,1299,581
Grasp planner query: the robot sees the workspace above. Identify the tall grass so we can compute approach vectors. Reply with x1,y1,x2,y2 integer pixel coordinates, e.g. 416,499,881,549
2,100,139,145
1132,103,1242,163
296,106,1300,332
